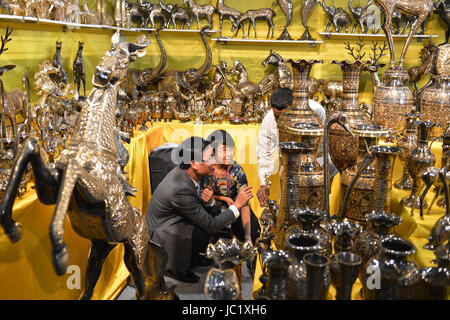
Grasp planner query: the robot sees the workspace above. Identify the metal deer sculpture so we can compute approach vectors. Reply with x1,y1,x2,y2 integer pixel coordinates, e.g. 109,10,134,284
0,32,176,300
374,0,434,68
232,8,276,39
215,0,243,38
184,0,215,30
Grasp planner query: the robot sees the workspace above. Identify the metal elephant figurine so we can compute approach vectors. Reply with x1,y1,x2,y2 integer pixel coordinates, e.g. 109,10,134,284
321,0,351,33
0,32,176,300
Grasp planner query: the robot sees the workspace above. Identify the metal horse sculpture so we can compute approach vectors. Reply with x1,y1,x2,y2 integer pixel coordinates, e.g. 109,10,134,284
0,32,176,300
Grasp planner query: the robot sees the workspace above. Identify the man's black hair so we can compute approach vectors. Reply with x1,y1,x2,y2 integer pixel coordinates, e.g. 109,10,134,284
172,136,213,169
207,129,235,150
270,87,293,110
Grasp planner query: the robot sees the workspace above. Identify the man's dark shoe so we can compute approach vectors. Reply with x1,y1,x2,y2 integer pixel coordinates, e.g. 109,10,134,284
165,268,200,283
192,255,215,267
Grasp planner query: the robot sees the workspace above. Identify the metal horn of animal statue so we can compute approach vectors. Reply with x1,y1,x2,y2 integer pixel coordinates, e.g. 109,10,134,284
321,0,351,33
348,0,380,34
273,0,293,40
184,0,215,30
374,0,434,69
0,32,177,300
232,7,276,39
300,0,320,40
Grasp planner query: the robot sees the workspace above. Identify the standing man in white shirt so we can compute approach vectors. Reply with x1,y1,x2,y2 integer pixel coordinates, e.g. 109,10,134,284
256,88,327,206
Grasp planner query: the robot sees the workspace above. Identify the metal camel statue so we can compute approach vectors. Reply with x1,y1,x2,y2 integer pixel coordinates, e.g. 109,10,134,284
0,32,176,300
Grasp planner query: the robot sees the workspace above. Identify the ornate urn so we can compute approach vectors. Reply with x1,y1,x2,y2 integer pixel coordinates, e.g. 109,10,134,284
340,124,389,226
419,75,450,138
401,120,437,215
394,112,420,191
328,60,372,173
373,67,415,133
362,237,422,300
277,59,323,143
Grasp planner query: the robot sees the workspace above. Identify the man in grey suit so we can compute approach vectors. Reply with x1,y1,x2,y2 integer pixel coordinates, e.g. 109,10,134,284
146,136,253,283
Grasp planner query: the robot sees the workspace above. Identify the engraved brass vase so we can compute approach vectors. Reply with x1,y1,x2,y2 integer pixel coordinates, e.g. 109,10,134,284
394,112,420,191
373,67,415,133
419,75,450,138
278,59,323,143
340,124,389,226
328,60,372,173
401,120,436,215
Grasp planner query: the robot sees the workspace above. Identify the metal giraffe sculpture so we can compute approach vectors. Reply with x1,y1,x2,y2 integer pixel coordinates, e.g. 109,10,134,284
0,32,176,300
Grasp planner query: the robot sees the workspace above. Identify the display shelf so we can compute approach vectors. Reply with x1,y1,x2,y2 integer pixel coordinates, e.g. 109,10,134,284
0,14,219,34
319,31,439,41
212,37,323,47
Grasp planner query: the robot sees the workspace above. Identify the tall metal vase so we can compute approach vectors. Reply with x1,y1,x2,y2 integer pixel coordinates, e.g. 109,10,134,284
278,59,323,143
328,60,372,173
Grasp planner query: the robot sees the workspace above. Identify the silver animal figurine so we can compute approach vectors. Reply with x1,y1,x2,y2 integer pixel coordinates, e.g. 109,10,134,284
0,32,176,300
215,0,243,38
232,7,276,39
138,0,167,29
73,41,86,98
184,0,215,30
348,0,380,34
321,0,351,33
160,0,192,30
